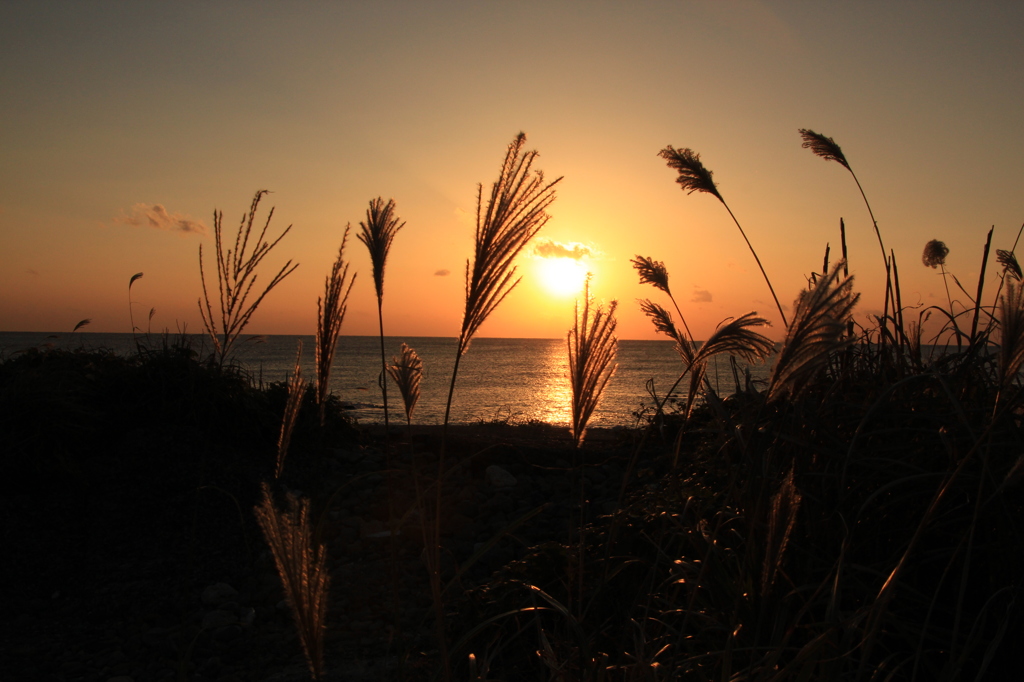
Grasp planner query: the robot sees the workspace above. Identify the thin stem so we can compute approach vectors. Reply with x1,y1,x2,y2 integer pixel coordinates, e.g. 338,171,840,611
721,202,788,327
849,169,887,267
970,227,994,346
939,263,962,352
376,296,390,432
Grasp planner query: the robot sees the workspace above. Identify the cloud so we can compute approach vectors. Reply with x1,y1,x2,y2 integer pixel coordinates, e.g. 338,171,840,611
113,203,207,235
434,269,450,276
533,238,591,260
691,288,713,303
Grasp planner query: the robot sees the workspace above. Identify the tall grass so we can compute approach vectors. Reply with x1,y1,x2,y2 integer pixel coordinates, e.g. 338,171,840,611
315,227,356,426
767,260,859,400
568,277,618,448
128,271,143,342
443,132,562,426
198,190,298,366
386,342,423,428
449,132,1024,682
428,132,560,681
27,131,1024,682
254,483,330,681
659,146,788,327
275,342,306,479
799,128,887,268
357,197,404,431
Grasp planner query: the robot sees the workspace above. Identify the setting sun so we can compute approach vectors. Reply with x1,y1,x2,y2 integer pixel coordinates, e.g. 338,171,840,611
537,257,588,297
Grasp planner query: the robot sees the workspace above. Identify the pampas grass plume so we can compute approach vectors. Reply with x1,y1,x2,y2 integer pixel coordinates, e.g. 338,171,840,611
799,129,851,171
316,227,356,425
631,255,672,295
997,249,1022,281
276,342,306,479
769,261,858,401
569,277,618,447
657,146,723,201
254,483,330,680
387,343,423,423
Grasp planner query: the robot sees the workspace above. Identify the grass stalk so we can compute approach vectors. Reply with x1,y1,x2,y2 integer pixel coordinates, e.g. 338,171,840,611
969,227,994,346
659,146,788,327
198,190,298,366
275,342,306,479
357,197,405,432
433,132,560,680
128,272,143,345
568,276,618,448
254,484,330,680
316,227,356,426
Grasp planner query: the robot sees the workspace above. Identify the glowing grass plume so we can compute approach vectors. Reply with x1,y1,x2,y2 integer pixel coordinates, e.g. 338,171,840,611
568,277,618,447
998,279,1024,394
254,483,330,680
444,132,562,426
768,261,858,401
276,342,306,479
386,343,423,425
632,255,695,344
433,133,560,681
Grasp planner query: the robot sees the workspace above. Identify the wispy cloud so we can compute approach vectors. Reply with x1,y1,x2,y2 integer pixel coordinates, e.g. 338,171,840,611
434,269,450,276
691,288,712,303
533,238,591,260
113,203,207,235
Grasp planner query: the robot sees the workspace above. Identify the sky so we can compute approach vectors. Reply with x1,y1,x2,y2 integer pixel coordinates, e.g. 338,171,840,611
2,1,1022,341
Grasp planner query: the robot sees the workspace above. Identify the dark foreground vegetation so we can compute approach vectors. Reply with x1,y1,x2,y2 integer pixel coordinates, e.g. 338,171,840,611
5,130,1024,681
2,326,1024,681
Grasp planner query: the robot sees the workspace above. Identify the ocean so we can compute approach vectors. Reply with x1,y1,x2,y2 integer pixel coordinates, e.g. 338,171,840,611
0,332,772,427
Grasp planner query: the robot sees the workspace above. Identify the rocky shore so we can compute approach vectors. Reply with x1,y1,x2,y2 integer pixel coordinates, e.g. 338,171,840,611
1,421,658,681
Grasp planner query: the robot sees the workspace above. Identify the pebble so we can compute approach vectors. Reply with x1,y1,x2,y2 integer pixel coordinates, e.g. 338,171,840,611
202,582,239,606
485,464,518,488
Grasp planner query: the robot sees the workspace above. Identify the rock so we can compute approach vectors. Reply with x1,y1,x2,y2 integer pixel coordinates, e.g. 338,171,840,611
202,610,238,630
212,624,243,643
360,520,394,539
202,583,238,607
485,465,517,489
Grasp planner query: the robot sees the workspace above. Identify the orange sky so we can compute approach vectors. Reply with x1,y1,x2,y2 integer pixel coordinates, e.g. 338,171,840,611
2,2,1022,341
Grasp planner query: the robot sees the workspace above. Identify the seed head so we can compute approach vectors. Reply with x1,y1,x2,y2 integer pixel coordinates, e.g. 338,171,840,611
658,146,723,202
631,255,671,295
799,129,851,171
998,249,1023,281
922,240,949,269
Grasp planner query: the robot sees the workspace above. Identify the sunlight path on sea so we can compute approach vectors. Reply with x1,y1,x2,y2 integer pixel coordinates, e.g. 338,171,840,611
0,332,774,427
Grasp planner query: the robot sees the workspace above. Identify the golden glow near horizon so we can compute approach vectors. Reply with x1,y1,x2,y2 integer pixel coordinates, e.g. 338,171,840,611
1,3,1023,341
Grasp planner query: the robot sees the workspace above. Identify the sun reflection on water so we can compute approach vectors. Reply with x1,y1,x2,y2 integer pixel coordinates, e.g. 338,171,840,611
526,340,573,425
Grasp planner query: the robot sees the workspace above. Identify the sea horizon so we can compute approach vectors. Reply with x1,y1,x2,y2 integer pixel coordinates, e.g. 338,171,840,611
0,330,771,427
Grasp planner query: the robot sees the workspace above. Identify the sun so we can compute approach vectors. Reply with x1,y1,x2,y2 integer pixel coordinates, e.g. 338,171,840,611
537,257,588,297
